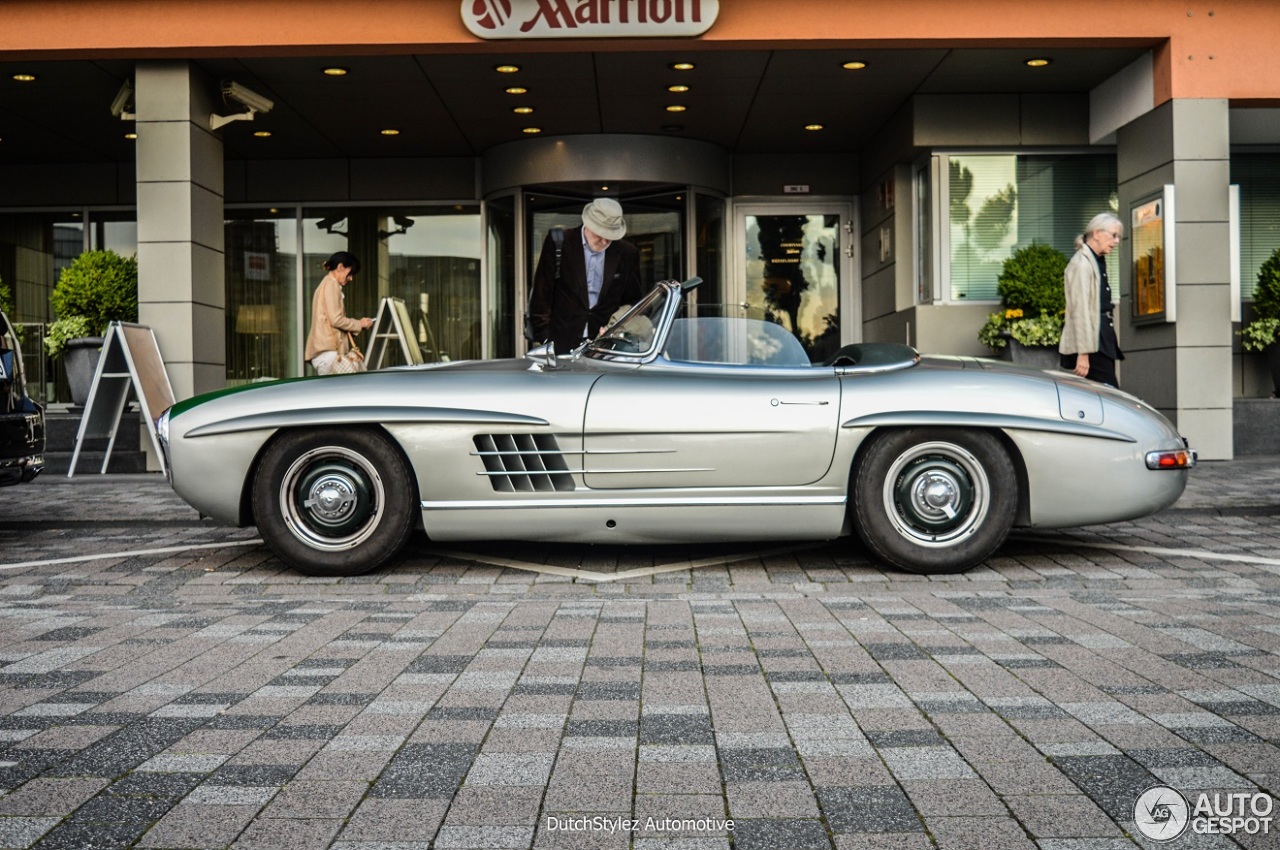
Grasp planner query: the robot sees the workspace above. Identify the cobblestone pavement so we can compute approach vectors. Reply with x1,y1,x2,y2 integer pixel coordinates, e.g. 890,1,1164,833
0,459,1277,849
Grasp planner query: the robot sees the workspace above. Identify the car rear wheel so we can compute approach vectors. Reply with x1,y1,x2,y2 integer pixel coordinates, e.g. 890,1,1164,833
251,428,416,576
852,428,1016,574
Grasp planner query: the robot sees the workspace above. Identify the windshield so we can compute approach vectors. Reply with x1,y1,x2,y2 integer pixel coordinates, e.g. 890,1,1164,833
589,286,668,356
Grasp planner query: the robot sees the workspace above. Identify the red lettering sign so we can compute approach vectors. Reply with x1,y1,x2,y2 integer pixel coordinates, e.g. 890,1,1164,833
462,0,717,39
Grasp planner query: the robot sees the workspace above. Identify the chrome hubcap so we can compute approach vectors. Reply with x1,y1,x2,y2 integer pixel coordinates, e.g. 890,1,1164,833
884,441,989,547
303,473,360,525
279,447,385,551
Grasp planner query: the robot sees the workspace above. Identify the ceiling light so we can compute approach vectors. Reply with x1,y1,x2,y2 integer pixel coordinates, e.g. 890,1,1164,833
670,62,694,71
805,123,824,131
124,132,137,140
841,61,867,71
254,130,272,137
380,128,400,135
322,67,348,76
522,127,542,134
495,64,520,73
600,185,609,191
1025,58,1052,67
11,73,36,82
667,84,689,93
269,208,280,213
505,86,528,94
665,104,687,113
513,106,534,114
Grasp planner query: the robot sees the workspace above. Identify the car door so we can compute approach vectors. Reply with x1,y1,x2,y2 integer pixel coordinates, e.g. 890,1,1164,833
581,367,840,490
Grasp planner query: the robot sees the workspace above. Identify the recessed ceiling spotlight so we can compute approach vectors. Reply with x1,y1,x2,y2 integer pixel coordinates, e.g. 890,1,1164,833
522,126,542,134
600,185,609,191
11,73,36,82
124,132,137,140
805,123,824,131
380,128,400,135
513,106,534,114
269,208,280,213
665,104,687,113
495,64,520,74
670,62,695,71
322,67,348,76
1025,58,1052,67
841,61,867,71
667,84,689,93
254,130,272,137
505,86,528,94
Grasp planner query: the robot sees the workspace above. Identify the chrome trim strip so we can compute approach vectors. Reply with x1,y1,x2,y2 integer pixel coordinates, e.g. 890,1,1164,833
422,495,847,510
834,361,917,376
186,407,548,438
841,410,1136,442
476,467,715,476
471,448,675,457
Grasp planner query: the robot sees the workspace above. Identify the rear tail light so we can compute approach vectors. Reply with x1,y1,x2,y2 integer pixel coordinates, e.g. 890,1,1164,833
1145,449,1196,470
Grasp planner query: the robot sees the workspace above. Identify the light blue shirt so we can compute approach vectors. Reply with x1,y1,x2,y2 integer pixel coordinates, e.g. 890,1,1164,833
583,232,605,309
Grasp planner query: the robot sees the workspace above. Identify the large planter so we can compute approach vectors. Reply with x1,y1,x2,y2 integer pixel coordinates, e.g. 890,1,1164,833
63,336,103,406
1000,338,1061,370
1267,342,1280,398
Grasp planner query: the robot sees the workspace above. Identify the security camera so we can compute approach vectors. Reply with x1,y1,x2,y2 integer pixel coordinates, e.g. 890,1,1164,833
110,79,135,120
210,81,274,131
221,81,274,114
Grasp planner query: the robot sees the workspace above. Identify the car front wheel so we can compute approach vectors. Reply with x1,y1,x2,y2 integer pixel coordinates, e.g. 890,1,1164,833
852,428,1017,574
251,428,416,576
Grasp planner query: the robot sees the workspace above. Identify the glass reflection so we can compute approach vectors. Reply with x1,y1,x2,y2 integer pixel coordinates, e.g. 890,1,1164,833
225,209,299,383
744,214,840,364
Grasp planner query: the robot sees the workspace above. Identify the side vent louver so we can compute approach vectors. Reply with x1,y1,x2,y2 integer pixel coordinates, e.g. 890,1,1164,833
472,434,575,492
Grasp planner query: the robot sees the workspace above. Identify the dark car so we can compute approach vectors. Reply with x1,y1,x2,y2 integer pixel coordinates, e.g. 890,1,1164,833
0,309,44,485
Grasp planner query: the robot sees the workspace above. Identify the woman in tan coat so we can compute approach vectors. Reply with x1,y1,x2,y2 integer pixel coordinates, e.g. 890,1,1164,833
304,251,373,375
1059,213,1124,388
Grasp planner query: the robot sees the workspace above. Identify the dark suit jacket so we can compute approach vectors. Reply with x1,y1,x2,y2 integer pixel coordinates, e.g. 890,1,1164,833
528,226,642,353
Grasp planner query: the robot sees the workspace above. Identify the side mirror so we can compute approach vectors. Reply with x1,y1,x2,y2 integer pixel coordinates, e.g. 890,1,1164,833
525,340,558,370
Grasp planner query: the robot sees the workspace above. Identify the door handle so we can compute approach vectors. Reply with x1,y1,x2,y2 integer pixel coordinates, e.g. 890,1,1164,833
771,398,829,406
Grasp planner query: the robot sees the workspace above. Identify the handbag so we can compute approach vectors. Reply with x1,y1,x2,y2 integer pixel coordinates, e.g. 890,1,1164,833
331,332,366,374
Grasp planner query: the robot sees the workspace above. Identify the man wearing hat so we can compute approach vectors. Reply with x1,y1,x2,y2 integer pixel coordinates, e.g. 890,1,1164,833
528,197,642,353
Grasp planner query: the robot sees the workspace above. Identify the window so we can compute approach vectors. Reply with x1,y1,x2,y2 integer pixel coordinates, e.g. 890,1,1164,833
1233,154,1280,300
946,154,1117,301
225,209,298,383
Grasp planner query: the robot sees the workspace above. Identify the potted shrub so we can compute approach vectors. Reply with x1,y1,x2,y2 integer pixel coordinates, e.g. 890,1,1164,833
43,250,138,405
1240,246,1280,398
978,242,1069,368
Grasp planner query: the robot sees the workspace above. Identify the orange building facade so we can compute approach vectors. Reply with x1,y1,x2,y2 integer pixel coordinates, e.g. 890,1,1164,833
2,0,1279,458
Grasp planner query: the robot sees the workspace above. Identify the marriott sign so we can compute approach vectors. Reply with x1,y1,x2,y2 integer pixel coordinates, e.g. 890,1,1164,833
462,0,719,39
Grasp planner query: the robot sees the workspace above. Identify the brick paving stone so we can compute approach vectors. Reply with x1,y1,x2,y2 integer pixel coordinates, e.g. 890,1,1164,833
1,461,1278,847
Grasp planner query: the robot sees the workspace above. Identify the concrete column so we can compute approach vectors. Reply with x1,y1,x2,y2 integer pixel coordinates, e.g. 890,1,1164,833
1117,99,1233,460
134,61,225,402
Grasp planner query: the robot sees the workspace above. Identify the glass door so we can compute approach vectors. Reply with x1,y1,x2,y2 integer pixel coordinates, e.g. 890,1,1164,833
733,203,857,364
526,189,685,288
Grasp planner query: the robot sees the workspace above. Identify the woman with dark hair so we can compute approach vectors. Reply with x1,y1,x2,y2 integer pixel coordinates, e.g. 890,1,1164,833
304,251,374,375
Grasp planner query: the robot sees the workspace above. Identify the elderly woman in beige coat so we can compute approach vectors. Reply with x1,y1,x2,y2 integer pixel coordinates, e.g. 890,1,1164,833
1059,213,1124,388
304,251,374,375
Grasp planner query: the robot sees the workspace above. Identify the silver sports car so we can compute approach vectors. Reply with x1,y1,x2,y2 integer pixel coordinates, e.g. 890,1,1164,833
158,279,1194,577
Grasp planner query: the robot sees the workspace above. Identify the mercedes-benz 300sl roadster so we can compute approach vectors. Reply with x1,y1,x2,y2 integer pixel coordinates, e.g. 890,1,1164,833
157,279,1194,577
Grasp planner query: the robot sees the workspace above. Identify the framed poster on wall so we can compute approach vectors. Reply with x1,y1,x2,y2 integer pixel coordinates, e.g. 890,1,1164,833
1131,185,1176,323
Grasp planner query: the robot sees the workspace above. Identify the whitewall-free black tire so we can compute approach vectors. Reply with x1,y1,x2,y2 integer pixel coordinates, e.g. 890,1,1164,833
251,428,416,576
852,428,1017,574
